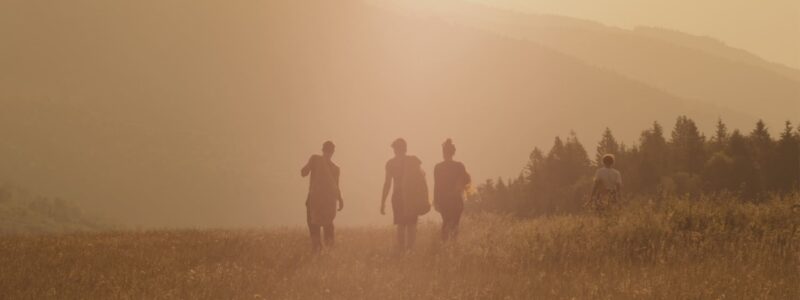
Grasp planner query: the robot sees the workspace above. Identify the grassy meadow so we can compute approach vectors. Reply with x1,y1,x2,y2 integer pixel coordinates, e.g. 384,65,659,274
1,195,799,299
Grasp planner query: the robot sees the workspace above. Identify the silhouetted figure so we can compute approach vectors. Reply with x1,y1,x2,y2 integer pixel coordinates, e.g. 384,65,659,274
434,139,471,241
589,154,622,211
301,141,343,253
381,138,429,252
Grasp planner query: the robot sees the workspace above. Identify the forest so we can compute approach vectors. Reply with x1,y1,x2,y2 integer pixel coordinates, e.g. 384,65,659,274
471,117,800,216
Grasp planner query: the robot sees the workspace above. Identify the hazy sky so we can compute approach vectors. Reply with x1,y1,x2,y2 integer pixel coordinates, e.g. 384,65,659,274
473,0,800,69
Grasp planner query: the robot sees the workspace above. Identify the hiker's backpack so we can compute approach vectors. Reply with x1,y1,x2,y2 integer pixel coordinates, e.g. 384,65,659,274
401,156,431,217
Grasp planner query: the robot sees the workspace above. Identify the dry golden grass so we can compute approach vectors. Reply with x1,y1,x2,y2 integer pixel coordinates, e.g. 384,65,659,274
1,195,799,299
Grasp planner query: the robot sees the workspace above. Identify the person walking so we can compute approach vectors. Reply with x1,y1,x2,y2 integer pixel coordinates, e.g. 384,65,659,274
588,154,622,211
434,139,471,241
301,141,344,253
381,138,429,252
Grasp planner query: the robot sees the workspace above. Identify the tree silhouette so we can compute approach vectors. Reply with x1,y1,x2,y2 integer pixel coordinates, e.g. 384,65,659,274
773,121,799,192
595,127,620,166
749,120,774,191
670,116,706,175
638,122,668,193
710,118,729,153
470,116,800,217
727,130,761,199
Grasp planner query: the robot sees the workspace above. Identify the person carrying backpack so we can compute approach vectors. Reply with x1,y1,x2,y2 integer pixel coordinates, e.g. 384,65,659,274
381,138,430,252
588,154,622,212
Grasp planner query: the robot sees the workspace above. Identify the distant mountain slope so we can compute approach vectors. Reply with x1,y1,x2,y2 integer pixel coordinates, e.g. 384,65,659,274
0,185,110,234
0,0,760,227
371,0,800,124
632,27,800,82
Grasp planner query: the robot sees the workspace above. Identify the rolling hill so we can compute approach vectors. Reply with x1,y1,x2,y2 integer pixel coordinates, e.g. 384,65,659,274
371,0,800,123
0,185,109,233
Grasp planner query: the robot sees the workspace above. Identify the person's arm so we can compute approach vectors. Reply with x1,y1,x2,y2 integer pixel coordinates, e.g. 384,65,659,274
433,165,441,212
301,156,314,177
590,170,601,200
335,167,344,211
380,163,392,215
462,163,472,189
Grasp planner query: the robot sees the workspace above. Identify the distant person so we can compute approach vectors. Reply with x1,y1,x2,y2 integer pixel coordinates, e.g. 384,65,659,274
381,138,430,252
301,141,344,253
589,154,622,210
434,138,471,241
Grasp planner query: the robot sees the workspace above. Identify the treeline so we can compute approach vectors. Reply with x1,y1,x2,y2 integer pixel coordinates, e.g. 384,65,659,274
469,117,800,217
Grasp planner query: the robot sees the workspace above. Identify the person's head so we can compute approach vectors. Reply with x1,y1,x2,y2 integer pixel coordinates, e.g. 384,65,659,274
322,141,335,158
391,138,407,156
442,138,456,160
602,154,615,167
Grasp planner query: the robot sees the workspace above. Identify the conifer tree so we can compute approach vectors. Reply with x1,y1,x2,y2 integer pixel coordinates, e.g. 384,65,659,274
710,118,729,153
728,130,761,198
595,127,620,166
749,120,774,191
564,132,591,183
670,116,706,174
495,178,510,212
773,121,800,192
638,122,668,192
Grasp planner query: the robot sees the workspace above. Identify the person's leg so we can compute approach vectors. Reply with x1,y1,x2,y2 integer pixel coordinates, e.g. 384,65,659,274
323,223,334,248
451,202,464,240
451,210,462,240
396,224,406,252
440,212,450,241
306,201,321,253
308,224,322,253
441,211,454,241
406,221,417,250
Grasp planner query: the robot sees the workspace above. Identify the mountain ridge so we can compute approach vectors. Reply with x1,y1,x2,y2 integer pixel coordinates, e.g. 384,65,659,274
368,0,800,124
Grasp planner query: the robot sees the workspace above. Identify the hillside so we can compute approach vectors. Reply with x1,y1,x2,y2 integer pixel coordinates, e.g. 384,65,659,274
1,195,798,298
0,185,109,234
371,0,800,123
632,26,800,82
0,0,786,227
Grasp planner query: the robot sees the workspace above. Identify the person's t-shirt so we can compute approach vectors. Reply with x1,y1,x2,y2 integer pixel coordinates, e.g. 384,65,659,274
434,160,470,203
306,155,341,200
386,155,422,199
594,167,622,191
